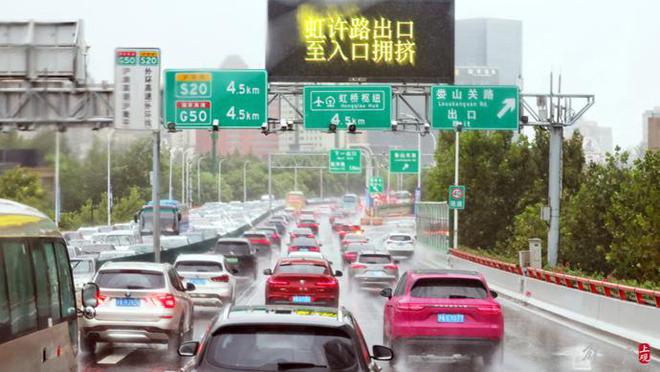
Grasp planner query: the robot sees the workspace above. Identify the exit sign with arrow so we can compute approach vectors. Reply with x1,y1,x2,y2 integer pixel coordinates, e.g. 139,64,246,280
430,86,519,131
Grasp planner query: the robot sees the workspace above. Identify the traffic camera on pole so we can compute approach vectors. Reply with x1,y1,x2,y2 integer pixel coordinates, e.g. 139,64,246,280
391,120,398,132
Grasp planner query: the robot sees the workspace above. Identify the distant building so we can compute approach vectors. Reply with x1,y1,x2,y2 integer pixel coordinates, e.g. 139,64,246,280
455,18,523,86
566,120,613,164
642,108,660,151
454,66,500,85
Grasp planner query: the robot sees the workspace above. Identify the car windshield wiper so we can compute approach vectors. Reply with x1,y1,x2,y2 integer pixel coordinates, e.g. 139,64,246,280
448,295,475,299
277,362,328,370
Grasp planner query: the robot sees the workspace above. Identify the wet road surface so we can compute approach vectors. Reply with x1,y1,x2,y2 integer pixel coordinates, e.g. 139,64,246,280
79,214,658,371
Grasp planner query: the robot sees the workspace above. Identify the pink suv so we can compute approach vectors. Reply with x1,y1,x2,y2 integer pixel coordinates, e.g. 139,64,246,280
380,269,504,366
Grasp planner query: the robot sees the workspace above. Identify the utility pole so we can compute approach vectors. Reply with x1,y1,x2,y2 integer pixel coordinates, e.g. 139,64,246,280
268,154,273,212
521,75,594,266
453,125,461,250
217,158,225,202
243,160,250,202
107,129,113,226
54,128,61,226
211,120,219,178
196,156,205,204
319,167,324,199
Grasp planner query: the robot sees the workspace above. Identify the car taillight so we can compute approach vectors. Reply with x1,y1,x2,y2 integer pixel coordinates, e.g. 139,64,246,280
307,234,315,238
96,293,108,305
211,274,230,282
152,294,176,309
351,263,367,269
272,233,279,240
477,305,502,314
396,303,425,311
309,247,320,252
289,246,299,251
384,264,399,271
316,278,338,287
268,278,290,286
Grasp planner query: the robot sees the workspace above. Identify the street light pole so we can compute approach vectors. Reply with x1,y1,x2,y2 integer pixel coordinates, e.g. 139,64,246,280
168,148,180,200
243,160,250,202
453,128,461,250
107,129,113,226
217,158,226,202
197,156,205,204
268,154,272,212
54,129,61,226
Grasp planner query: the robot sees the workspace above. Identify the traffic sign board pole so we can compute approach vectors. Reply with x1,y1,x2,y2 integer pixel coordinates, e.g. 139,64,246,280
453,130,460,249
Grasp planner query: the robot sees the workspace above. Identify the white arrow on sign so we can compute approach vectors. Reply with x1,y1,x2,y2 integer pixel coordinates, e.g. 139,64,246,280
497,98,516,119
402,163,410,170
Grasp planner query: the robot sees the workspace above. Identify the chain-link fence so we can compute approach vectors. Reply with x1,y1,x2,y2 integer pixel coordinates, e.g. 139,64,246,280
415,201,450,253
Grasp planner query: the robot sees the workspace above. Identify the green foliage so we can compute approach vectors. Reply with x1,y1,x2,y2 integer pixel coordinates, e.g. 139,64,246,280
0,166,49,212
497,202,548,259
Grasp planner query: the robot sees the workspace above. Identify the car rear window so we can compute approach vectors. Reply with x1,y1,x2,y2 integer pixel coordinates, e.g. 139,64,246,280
216,242,250,256
277,264,328,275
96,270,165,289
345,234,363,240
291,237,317,246
389,235,412,242
175,261,223,272
358,255,392,264
300,219,316,224
206,325,358,371
243,233,266,239
410,278,488,299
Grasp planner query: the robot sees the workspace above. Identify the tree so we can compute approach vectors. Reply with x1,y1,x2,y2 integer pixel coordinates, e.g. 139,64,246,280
0,166,49,212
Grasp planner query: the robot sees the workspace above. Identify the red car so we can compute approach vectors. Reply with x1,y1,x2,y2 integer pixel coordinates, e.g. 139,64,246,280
297,218,319,235
340,232,368,249
341,242,374,265
381,270,504,366
287,236,321,254
338,225,363,240
264,258,343,307
241,231,272,258
289,227,315,240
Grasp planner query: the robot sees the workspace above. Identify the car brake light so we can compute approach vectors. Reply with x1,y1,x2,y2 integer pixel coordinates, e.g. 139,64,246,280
289,246,299,251
384,264,399,271
96,293,108,305
477,305,501,314
151,293,176,309
351,263,367,269
396,303,425,311
211,274,230,282
268,278,290,286
316,278,338,287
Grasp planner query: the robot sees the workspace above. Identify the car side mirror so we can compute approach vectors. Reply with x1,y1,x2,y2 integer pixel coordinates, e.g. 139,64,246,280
490,290,498,298
371,345,394,361
81,282,99,308
380,288,393,299
231,269,239,275
263,268,272,275
186,282,196,291
178,213,182,221
334,270,343,277
178,341,199,357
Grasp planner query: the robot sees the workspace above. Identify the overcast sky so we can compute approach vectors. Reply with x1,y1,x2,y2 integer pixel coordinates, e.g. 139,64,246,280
6,0,659,148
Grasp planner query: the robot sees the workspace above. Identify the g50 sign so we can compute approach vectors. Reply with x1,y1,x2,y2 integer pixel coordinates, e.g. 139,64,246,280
267,0,455,83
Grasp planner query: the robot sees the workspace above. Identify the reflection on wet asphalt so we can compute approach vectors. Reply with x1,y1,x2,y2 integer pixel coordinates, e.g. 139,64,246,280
79,214,657,372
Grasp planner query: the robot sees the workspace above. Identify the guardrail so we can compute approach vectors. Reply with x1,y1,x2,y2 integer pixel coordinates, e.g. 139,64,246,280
526,267,660,308
449,248,524,275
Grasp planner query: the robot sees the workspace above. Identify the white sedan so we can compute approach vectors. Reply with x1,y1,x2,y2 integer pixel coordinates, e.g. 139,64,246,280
174,254,236,306
384,232,416,259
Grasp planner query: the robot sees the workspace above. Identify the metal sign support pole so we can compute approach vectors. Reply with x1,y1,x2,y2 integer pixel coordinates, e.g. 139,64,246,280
54,129,61,226
152,130,161,263
268,154,273,213
547,124,563,266
453,130,460,250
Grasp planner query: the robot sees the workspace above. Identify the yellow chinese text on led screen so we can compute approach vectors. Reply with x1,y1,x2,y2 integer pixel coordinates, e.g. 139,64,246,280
297,5,416,66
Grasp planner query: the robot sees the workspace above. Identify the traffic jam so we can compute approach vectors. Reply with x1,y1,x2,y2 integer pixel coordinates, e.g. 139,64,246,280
77,195,504,371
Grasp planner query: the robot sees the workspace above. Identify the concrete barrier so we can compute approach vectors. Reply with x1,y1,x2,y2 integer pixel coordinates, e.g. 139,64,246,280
447,253,660,349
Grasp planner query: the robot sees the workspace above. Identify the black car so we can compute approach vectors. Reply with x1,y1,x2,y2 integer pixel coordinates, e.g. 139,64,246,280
266,220,287,235
179,305,393,371
214,238,258,279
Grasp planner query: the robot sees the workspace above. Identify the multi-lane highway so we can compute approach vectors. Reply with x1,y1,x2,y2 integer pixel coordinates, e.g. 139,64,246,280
78,212,656,371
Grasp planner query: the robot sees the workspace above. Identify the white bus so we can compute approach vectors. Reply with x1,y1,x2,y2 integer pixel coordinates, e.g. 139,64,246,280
0,199,78,371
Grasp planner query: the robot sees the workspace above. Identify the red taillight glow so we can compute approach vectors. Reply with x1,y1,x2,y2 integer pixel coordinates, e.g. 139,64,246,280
211,275,230,282
268,278,290,286
289,246,299,252
351,263,367,269
396,303,425,311
384,264,399,271
477,305,502,314
316,278,338,287
96,293,108,305
152,294,176,309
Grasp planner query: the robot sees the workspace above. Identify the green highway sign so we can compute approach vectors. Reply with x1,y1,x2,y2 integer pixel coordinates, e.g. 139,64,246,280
329,149,362,174
448,185,465,210
163,69,267,129
368,177,384,193
430,86,519,131
304,85,392,130
389,150,419,174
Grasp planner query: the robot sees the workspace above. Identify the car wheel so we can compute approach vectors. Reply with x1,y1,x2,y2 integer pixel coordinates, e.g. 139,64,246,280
168,321,184,353
80,333,96,354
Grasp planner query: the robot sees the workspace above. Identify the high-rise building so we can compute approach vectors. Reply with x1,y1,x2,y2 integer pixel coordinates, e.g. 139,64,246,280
566,120,613,163
642,108,660,151
455,18,523,86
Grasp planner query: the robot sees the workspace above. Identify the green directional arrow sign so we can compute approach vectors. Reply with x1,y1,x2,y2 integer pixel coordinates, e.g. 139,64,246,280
430,86,519,131
329,149,362,174
164,69,267,129
389,150,419,174
368,177,384,193
448,185,465,210
304,85,392,130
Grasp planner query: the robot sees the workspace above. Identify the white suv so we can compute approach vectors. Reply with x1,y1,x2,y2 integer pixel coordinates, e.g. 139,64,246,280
80,261,195,354
174,254,236,306
384,232,416,259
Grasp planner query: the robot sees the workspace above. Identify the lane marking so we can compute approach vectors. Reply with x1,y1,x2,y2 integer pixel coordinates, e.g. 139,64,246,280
97,348,134,365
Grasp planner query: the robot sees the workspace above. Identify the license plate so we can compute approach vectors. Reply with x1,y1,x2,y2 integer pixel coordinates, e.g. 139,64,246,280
292,296,311,303
225,257,239,264
189,278,207,285
437,313,464,323
371,271,386,277
116,298,141,307
298,248,309,252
